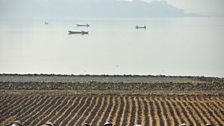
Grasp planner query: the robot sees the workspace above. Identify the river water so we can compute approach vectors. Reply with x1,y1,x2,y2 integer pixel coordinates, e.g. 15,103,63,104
0,17,223,77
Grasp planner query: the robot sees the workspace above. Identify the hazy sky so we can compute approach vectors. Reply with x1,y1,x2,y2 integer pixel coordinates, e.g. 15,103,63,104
0,0,224,17
143,0,224,15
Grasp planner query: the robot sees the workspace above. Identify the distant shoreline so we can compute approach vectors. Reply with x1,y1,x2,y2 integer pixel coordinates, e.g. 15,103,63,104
0,73,223,79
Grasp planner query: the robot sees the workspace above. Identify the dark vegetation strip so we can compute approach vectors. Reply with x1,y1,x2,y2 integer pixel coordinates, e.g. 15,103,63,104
1,81,223,91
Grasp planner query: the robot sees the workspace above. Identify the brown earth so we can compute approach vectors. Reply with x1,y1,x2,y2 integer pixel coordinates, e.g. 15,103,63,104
0,75,224,126
0,91,224,126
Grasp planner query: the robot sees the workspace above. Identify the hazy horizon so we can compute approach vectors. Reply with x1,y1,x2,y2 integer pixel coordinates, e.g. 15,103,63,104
0,0,224,19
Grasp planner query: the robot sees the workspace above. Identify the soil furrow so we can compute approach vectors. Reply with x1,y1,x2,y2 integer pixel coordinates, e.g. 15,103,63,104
29,96,59,126
35,96,66,125
54,96,81,125
67,97,92,126
59,96,87,126
73,96,96,126
89,97,106,126
82,96,100,125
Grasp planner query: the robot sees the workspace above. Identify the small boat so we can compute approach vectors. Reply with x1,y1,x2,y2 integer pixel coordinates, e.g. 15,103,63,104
76,24,90,27
68,30,89,35
136,25,146,29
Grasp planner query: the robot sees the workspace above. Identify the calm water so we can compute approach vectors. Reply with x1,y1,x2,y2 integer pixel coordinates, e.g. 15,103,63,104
0,17,224,77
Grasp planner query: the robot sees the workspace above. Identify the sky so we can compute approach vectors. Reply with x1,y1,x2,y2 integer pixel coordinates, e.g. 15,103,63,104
0,0,224,18
144,0,224,15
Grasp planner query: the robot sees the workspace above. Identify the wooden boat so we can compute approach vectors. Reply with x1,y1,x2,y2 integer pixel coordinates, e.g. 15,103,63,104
68,30,89,35
136,25,146,29
76,24,90,27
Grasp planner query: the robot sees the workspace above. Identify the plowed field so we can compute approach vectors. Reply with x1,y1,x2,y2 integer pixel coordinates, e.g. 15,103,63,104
1,93,223,126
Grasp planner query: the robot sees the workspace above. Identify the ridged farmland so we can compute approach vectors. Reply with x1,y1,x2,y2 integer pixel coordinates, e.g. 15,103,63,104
0,74,224,126
0,94,224,126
